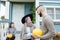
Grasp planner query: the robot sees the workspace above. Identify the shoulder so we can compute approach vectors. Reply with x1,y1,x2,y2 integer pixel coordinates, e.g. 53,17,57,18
44,15,53,22
32,24,36,28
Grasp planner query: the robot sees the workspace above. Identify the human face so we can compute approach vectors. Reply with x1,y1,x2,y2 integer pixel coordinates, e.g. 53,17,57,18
36,7,42,17
27,17,32,24
11,24,14,28
36,7,41,15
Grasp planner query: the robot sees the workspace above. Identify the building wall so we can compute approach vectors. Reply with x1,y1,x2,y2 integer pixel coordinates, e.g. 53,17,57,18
0,1,34,40
1,0,34,2
39,0,60,32
11,2,34,40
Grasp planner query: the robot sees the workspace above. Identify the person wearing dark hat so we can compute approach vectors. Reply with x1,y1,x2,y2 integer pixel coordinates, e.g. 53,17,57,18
21,14,36,40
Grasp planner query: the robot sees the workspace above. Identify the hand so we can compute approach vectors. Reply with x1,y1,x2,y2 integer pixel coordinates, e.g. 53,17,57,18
32,35,41,39
32,35,37,38
36,35,41,38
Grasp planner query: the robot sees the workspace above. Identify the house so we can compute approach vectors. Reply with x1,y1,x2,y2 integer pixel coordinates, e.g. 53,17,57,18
0,0,60,40
0,0,34,40
36,0,60,32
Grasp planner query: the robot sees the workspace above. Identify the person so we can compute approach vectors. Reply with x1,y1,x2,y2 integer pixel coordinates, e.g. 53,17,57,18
35,5,56,40
21,14,36,40
6,22,16,40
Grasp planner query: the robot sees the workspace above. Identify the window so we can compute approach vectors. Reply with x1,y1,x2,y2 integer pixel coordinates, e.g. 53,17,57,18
56,8,60,19
46,7,60,20
0,2,9,21
46,8,54,19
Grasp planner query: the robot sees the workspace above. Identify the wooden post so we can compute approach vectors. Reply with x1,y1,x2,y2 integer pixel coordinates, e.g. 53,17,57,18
35,0,40,40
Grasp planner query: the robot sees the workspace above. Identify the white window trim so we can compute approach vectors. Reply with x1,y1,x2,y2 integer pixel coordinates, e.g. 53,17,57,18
39,1,60,3
45,6,60,8
36,0,40,28
39,20,60,22
45,6,60,20
54,8,56,20
45,6,60,15
46,7,54,14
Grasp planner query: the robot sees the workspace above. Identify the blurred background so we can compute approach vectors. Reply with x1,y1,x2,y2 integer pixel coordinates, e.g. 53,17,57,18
0,0,35,40
0,0,60,40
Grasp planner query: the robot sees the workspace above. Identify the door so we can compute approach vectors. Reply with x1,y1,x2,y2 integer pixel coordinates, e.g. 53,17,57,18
12,4,25,40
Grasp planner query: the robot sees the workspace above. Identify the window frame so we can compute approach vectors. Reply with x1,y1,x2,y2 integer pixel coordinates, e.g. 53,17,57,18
39,6,60,22
0,2,9,22
0,1,12,23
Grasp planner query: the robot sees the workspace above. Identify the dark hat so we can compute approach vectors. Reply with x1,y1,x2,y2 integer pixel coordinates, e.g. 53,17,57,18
21,14,33,24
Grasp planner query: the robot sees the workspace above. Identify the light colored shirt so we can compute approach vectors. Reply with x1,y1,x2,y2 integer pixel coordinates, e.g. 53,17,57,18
25,27,32,39
40,14,56,40
26,27,31,33
7,27,16,35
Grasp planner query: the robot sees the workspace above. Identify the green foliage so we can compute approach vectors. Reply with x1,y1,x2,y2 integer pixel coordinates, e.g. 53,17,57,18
30,3,36,23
